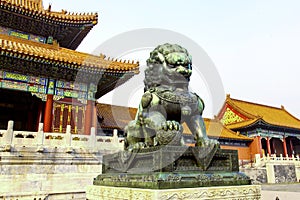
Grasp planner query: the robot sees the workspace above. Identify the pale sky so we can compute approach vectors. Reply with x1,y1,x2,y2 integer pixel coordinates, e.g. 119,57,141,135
43,0,300,118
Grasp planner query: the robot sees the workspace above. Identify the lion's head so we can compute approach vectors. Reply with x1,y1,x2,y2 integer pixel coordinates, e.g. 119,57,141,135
144,43,193,91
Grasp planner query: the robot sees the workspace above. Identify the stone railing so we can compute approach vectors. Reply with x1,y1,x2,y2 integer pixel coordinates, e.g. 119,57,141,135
254,153,300,167
240,153,300,184
0,120,124,153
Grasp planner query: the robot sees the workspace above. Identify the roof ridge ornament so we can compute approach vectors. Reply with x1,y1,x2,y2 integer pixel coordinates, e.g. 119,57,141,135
99,53,106,59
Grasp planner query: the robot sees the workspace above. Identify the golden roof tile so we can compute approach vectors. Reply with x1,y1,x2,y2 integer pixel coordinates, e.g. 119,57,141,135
96,103,137,130
0,34,139,73
3,0,43,11
225,118,261,130
204,118,252,140
1,0,98,24
224,95,300,129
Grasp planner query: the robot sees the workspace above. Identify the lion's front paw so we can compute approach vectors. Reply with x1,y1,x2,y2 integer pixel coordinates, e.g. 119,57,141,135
127,142,146,151
196,137,219,147
161,120,181,131
207,138,219,147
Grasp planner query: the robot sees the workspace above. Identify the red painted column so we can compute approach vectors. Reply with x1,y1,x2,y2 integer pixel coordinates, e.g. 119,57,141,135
84,100,93,135
92,105,97,130
43,94,53,132
266,137,272,155
256,136,262,156
257,136,263,157
283,137,288,156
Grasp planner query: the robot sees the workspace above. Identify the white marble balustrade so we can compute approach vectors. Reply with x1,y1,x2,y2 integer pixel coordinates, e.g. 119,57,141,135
254,153,300,167
0,121,124,152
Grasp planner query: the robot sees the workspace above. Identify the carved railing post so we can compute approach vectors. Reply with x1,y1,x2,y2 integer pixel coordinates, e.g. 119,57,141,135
254,154,261,167
291,154,295,165
262,154,266,162
90,127,96,150
2,120,14,151
112,129,119,145
65,125,73,153
36,123,44,152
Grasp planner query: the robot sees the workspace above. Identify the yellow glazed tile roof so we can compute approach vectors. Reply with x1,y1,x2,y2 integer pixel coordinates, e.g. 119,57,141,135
0,34,139,73
96,103,137,130
204,118,252,140
226,118,260,130
1,0,98,24
182,119,251,140
224,95,300,129
2,0,43,10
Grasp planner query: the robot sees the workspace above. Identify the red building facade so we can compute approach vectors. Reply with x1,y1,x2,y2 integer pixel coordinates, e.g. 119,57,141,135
0,0,139,134
218,95,300,158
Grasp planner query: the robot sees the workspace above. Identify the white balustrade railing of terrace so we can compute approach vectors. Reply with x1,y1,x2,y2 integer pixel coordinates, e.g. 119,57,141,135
0,120,124,152
253,153,300,168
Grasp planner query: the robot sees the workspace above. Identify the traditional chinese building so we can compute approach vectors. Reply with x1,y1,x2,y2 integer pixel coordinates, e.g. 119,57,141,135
202,118,252,161
218,95,300,158
96,103,253,162
0,0,139,135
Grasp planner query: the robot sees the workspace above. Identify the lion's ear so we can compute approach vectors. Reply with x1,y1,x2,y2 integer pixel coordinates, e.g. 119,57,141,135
149,51,165,64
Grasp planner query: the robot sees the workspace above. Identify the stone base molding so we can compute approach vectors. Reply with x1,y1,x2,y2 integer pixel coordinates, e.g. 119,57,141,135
86,184,261,200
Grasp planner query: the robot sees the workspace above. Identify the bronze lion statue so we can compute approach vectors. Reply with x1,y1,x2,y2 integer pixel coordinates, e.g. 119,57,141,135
124,43,218,150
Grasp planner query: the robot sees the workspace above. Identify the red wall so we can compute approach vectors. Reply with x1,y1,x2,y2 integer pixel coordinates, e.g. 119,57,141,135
221,145,251,160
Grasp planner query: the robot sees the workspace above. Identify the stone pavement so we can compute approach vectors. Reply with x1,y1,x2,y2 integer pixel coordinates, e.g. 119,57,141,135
261,183,300,200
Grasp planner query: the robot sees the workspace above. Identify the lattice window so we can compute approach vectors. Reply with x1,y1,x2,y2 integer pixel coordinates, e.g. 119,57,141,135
62,106,68,132
71,108,76,132
53,104,61,132
52,101,85,134
77,107,84,134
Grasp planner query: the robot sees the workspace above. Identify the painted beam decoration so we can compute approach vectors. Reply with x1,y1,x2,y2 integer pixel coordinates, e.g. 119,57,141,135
0,26,46,43
0,70,95,102
54,80,89,100
1,71,47,93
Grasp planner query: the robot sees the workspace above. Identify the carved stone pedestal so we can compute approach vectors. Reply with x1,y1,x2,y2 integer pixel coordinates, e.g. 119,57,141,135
87,146,259,199
86,184,261,200
94,171,251,189
102,146,239,174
